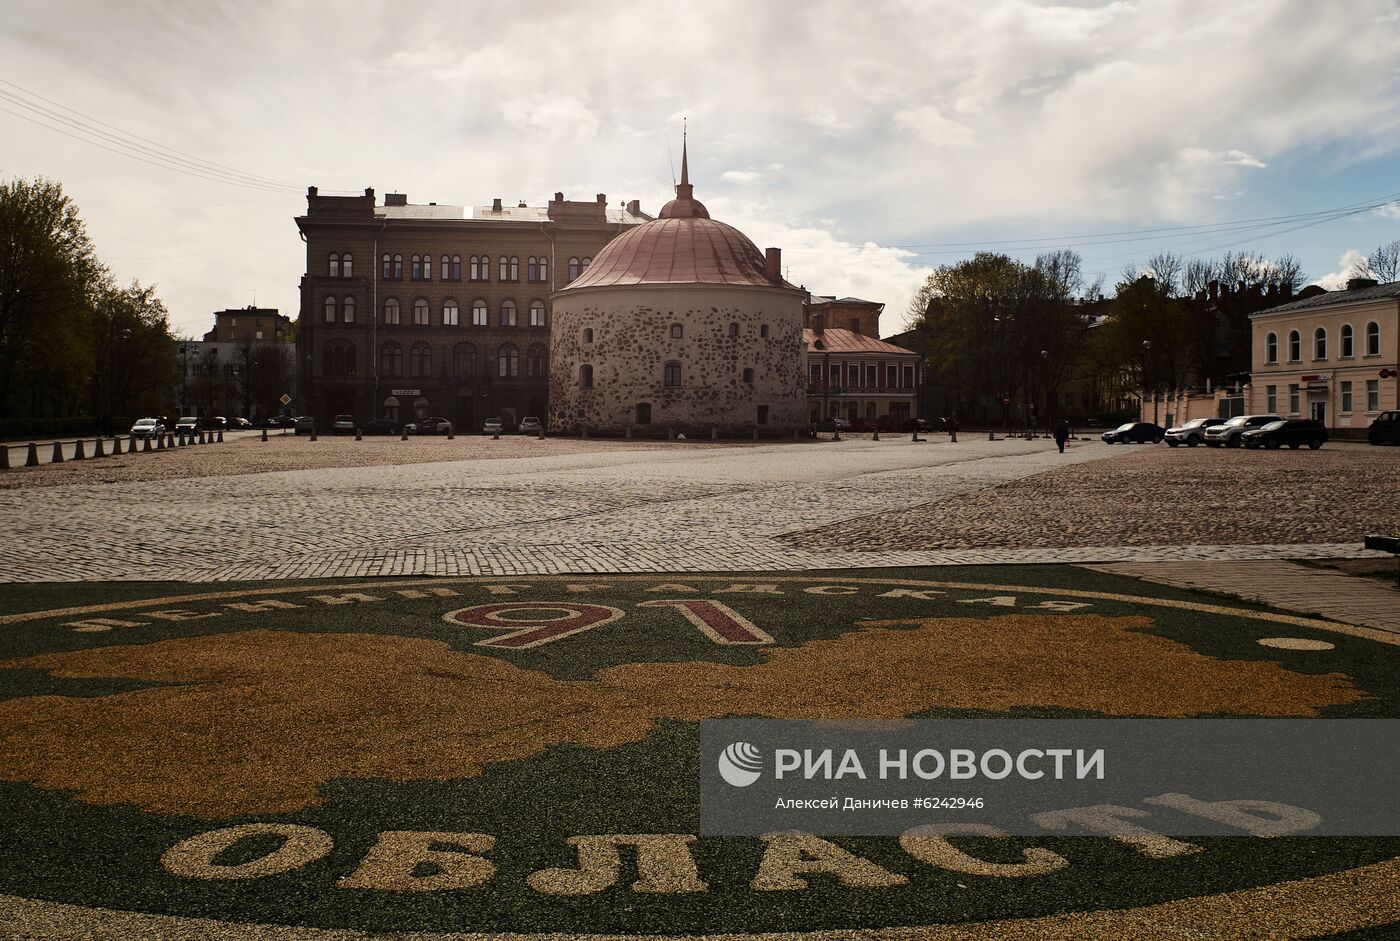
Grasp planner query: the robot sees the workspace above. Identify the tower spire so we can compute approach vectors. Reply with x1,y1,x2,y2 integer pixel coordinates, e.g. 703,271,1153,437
680,122,689,187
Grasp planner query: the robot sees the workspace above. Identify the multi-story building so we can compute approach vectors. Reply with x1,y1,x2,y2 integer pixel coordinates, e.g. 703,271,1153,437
803,296,921,426
177,307,298,420
295,187,649,429
1249,278,1399,436
203,307,292,343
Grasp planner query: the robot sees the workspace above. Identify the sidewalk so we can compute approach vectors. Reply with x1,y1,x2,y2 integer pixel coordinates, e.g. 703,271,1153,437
1085,560,1400,634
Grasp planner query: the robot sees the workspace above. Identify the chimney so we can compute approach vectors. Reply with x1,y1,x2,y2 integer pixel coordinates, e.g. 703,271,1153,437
554,192,564,202
596,193,606,204
385,193,408,207
307,185,318,197
364,188,374,199
492,197,503,213
765,247,782,283
518,200,527,207
626,199,640,215
1347,277,1379,291
812,312,825,335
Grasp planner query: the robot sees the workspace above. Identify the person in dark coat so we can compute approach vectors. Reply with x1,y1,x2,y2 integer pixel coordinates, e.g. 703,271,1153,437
1053,419,1070,453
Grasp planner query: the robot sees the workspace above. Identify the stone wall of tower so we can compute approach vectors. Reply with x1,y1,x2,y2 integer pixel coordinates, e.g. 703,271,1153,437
548,285,807,434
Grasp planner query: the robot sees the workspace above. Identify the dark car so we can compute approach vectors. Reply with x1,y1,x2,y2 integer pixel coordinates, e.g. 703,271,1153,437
293,416,316,436
363,418,400,436
228,417,252,429
408,416,453,435
201,415,226,430
1204,414,1283,447
1101,421,1165,444
815,417,851,433
1369,410,1400,445
895,417,946,433
1242,419,1328,450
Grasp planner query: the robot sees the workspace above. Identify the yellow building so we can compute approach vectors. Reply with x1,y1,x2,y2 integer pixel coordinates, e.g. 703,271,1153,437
1249,279,1399,436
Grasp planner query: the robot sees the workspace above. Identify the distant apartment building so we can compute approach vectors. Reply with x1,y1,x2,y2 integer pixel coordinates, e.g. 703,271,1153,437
803,296,920,426
178,306,298,419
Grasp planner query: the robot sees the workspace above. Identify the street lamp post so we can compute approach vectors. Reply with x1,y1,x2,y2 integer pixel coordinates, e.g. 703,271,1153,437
1142,340,1157,425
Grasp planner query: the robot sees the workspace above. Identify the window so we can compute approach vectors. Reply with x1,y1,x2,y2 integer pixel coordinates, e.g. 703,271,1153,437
410,342,432,378
383,395,399,421
1367,321,1381,356
1341,381,1353,413
829,364,840,386
525,343,547,378
323,342,355,377
865,402,876,420
451,255,461,280
1288,383,1300,414
497,344,518,378
1368,379,1380,412
382,254,392,278
583,327,594,344
728,322,739,337
329,253,340,278
384,298,400,325
1266,385,1277,413
411,255,422,280
1314,327,1327,359
472,300,488,326
323,297,336,323
380,342,403,378
809,363,821,387
742,367,754,383
342,296,355,324
579,363,593,388
443,300,459,326
537,256,547,282
342,253,352,277
413,299,429,326
635,402,651,424
528,257,538,282
393,254,403,279
760,324,769,338
470,256,483,281
1265,332,1278,364
527,256,548,282
903,365,915,387
441,255,450,280
1341,324,1354,357
529,300,546,327
866,364,877,386
664,361,681,387
499,256,509,281
581,256,591,271
757,405,770,425
1288,330,1301,362
500,299,517,326
671,323,683,339
453,342,475,378
567,257,580,282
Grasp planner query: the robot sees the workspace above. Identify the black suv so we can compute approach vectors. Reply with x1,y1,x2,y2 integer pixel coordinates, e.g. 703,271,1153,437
1241,419,1328,450
1369,410,1400,445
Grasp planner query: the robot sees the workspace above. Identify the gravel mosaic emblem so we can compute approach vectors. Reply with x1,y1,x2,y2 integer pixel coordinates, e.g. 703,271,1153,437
0,569,1398,938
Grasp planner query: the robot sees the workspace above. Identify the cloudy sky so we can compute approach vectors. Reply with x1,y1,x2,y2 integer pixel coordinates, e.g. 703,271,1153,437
5,0,1400,338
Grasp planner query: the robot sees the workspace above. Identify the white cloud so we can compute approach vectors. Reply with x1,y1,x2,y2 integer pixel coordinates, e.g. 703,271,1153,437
721,170,762,184
893,106,976,147
501,95,599,141
1314,249,1367,289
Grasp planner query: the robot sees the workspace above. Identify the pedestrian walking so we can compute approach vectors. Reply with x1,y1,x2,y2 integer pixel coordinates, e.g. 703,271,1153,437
1053,419,1070,453
947,416,959,443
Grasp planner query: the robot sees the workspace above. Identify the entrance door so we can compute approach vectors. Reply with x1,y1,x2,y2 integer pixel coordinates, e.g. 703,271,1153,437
1311,400,1326,423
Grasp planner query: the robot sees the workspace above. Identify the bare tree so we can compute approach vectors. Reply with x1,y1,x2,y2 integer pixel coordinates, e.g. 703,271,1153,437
1351,240,1400,282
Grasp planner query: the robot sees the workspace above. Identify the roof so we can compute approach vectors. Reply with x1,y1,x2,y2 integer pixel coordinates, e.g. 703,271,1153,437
374,204,466,220
804,328,917,356
1255,280,1400,316
560,216,797,290
471,205,652,225
811,296,883,307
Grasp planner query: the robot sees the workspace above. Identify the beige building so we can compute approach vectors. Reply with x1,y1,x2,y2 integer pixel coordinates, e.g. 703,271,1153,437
548,145,807,434
804,297,919,426
1249,279,1399,435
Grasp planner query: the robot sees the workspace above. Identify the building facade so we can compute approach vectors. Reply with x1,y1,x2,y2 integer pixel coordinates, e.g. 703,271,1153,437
1249,279,1399,436
295,187,649,429
804,297,920,426
177,307,298,420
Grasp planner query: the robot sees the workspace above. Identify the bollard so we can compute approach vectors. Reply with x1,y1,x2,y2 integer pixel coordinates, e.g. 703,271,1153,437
752,426,759,441
401,427,408,441
196,430,203,444
625,426,632,439
155,434,164,451
177,433,185,447
711,426,718,440
537,425,544,440
51,441,65,463
143,436,152,452
129,434,137,452
833,427,841,441
73,438,86,460
26,443,39,467
217,429,224,442
0,445,8,470
581,425,588,439
111,435,123,455
261,427,269,442
873,427,880,441
493,428,500,440
355,427,362,441
447,424,455,440
987,431,995,441
794,428,800,441
667,427,674,440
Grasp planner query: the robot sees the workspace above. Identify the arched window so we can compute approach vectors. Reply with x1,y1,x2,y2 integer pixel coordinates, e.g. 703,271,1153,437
1314,326,1327,359
342,253,352,277
410,342,433,378
635,402,651,425
393,255,403,279
664,361,681,387
499,256,509,281
527,257,538,282
380,342,403,378
526,343,547,378
469,256,481,281
441,255,450,280
411,255,422,280
671,323,683,339
453,342,476,378
509,256,519,281
323,297,336,323
583,327,594,343
742,367,754,383
568,257,580,281
728,322,740,337
451,255,461,280
414,298,429,326
579,363,593,388
443,300,459,326
472,299,488,326
529,300,546,327
342,296,355,324
581,256,591,271
497,344,519,378
500,299,517,326
383,395,399,421
413,396,429,420
538,256,548,282
1288,330,1301,362
382,254,392,278
1341,323,1354,357
1265,332,1278,364
329,253,340,278
323,341,355,377
384,298,400,325
760,324,769,338
1367,321,1381,355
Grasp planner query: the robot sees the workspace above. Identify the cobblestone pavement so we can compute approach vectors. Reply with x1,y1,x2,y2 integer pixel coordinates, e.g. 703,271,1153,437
0,437,1387,582
1087,560,1400,633
780,446,1400,551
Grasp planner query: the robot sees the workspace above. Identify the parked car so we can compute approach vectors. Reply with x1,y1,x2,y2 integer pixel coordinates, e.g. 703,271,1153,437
228,417,252,429
363,418,400,436
1369,410,1400,445
330,414,356,435
263,415,293,428
815,417,851,433
1164,417,1225,447
1242,419,1328,450
518,416,544,435
130,417,165,439
293,415,316,436
1101,421,1165,444
175,416,200,434
482,417,505,435
407,416,453,435
1204,414,1283,448
202,415,226,430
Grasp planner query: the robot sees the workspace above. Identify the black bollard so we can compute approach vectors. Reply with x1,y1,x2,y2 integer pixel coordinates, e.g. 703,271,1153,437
355,427,362,441
794,428,800,440
26,443,39,467
537,426,544,440
111,436,123,456
833,427,841,442
142,436,152,452
73,439,86,460
0,445,8,470
129,434,137,452
625,426,632,439
155,434,164,451
668,427,675,440
752,426,759,440
51,441,65,463
447,424,455,440
873,427,880,441
493,428,500,440
581,425,587,439
401,427,408,441
262,427,269,442
712,426,718,440
217,429,224,442
198,430,206,444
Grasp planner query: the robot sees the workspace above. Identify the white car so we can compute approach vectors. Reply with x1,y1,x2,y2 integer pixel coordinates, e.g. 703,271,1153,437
518,416,543,435
1164,417,1225,447
482,417,504,436
1204,414,1283,448
130,417,165,439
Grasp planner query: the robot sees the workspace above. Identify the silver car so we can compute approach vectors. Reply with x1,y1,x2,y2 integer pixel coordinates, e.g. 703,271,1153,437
482,417,504,436
1164,417,1225,447
1204,414,1283,448
518,416,543,435
130,417,164,439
